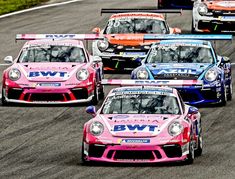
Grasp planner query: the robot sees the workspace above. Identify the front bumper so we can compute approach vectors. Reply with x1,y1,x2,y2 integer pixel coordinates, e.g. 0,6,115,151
194,13,235,32
176,84,223,105
3,85,94,104
83,142,189,163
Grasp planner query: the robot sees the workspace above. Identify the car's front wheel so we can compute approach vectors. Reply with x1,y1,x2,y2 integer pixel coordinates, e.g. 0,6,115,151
195,129,203,156
220,83,227,106
91,84,99,105
227,82,233,101
183,135,195,165
1,88,8,106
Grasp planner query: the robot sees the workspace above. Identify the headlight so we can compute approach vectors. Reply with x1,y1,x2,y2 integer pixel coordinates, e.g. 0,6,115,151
198,4,208,15
136,69,149,79
205,69,218,82
168,122,184,136
76,69,89,81
8,68,21,81
97,40,109,51
89,121,104,136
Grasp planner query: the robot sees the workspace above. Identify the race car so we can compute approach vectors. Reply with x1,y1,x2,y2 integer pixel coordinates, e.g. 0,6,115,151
131,34,233,106
158,0,193,9
192,0,235,33
92,9,182,71
82,79,202,164
1,34,104,105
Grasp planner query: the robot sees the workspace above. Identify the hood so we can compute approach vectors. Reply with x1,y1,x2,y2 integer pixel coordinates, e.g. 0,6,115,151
106,34,158,46
17,63,85,82
100,114,179,137
146,63,211,78
205,1,235,10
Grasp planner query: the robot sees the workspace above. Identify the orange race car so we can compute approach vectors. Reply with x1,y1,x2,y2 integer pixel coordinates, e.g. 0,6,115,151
192,0,235,33
92,9,182,72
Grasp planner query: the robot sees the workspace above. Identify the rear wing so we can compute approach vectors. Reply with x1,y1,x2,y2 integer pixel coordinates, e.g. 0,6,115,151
15,34,104,41
143,34,233,41
101,79,203,88
100,8,182,16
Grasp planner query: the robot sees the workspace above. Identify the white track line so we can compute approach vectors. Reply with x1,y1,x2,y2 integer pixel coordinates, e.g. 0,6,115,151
0,0,83,19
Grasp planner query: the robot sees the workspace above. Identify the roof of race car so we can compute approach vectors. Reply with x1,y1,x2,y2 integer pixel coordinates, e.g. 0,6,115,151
109,86,176,95
110,12,164,21
24,39,84,48
154,39,211,47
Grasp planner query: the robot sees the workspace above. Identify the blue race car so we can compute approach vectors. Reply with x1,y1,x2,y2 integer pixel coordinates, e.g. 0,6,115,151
131,35,233,106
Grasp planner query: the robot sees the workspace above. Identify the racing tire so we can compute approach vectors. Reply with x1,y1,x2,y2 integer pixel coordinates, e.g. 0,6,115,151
183,136,195,165
81,142,90,165
91,84,99,105
191,18,196,34
98,85,105,100
1,88,8,106
227,82,233,101
219,83,227,106
195,129,203,156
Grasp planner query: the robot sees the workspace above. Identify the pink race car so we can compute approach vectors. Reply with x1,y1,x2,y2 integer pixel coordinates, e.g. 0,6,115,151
82,80,203,164
1,34,104,105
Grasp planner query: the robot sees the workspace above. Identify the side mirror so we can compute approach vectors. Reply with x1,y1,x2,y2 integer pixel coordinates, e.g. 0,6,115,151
92,56,102,63
92,27,101,34
86,106,96,116
4,56,13,64
188,106,199,115
173,28,181,34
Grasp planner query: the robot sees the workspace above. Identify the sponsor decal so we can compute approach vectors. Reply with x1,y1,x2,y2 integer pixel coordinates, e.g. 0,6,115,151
122,139,150,143
28,71,67,77
45,34,76,38
157,69,197,75
113,124,158,132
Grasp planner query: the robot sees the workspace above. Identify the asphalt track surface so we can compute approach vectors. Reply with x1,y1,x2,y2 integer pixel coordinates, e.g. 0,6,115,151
0,0,235,178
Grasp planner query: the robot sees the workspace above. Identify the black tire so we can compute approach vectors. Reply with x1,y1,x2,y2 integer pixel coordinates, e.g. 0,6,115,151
227,82,233,101
183,136,195,165
98,85,105,100
1,88,8,106
191,18,196,34
220,83,227,106
91,84,99,105
195,129,203,156
81,142,90,165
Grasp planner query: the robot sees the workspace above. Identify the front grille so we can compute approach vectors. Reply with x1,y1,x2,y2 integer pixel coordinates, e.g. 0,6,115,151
114,150,155,160
8,88,23,100
89,145,106,158
200,89,217,100
154,74,199,80
30,93,65,101
71,88,88,100
178,89,199,102
162,145,182,158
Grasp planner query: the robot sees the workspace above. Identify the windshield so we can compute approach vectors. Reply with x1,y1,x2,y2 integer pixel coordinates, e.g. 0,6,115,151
104,18,167,34
102,93,180,115
146,45,214,63
19,45,86,63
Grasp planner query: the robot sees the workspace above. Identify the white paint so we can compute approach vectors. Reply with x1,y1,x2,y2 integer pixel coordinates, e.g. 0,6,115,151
0,0,83,19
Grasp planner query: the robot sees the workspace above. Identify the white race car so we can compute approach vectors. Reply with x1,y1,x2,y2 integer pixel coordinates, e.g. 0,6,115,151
192,0,235,33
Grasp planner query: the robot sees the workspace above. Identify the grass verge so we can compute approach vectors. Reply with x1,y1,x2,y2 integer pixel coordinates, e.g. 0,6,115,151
0,0,49,15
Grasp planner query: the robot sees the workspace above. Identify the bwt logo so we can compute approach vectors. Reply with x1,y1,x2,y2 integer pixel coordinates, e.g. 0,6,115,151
45,34,76,38
158,69,197,75
29,71,67,78
135,80,169,84
113,125,158,132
